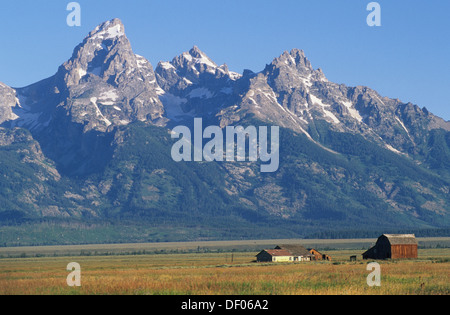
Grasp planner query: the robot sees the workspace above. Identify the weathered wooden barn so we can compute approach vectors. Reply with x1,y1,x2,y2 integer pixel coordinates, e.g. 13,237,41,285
308,248,332,261
308,248,323,260
362,234,418,260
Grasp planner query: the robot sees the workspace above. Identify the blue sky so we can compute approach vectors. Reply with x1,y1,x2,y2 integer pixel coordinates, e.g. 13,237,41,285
1,0,449,120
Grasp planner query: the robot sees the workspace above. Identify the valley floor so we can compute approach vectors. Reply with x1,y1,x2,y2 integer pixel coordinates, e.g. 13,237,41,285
0,239,449,295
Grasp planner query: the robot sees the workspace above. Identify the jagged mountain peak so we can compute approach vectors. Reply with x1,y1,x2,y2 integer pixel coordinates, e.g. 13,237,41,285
2,19,449,149
155,45,242,107
88,18,125,40
268,49,312,73
9,18,166,137
58,18,137,88
160,46,241,81
265,49,327,83
188,45,215,64
171,46,219,74
279,49,311,69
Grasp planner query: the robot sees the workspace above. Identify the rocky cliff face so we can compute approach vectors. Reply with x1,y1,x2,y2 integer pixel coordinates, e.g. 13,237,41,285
1,19,170,175
0,83,19,125
154,46,241,126
160,47,449,159
3,19,447,160
11,19,166,134
54,18,166,130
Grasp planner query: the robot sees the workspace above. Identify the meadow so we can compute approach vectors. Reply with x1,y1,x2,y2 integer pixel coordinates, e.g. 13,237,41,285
0,239,449,295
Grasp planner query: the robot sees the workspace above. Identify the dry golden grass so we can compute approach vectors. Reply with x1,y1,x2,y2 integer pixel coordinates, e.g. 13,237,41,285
0,249,448,295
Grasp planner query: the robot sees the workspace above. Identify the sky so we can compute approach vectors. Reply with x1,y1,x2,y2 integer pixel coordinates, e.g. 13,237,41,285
1,0,449,120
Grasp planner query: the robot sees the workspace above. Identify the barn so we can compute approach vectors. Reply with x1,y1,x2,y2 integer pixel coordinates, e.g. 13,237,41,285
308,248,323,260
362,234,418,260
308,248,332,261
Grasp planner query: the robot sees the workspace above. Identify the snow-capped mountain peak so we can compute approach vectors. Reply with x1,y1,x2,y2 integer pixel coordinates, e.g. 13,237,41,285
89,18,125,41
4,19,166,136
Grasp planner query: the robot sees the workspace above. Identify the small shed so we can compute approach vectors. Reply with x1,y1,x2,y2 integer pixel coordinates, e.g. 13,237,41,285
308,248,332,261
308,248,323,260
362,234,418,260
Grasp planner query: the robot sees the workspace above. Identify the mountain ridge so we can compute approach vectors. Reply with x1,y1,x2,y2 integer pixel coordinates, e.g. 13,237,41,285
0,18,449,245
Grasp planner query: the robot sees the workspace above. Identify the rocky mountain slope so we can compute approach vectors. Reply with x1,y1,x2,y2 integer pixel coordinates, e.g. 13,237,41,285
0,18,449,245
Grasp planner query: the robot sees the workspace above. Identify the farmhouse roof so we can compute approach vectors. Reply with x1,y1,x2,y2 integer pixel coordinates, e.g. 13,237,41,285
275,244,313,257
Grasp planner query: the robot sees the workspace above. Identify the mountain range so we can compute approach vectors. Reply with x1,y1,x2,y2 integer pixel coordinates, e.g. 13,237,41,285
1,19,449,246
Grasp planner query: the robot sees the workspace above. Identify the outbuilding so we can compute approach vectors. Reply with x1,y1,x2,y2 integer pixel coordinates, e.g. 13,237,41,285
362,234,418,260
308,248,332,261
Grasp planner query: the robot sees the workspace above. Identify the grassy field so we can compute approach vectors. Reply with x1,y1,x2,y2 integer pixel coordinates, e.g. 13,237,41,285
0,239,449,295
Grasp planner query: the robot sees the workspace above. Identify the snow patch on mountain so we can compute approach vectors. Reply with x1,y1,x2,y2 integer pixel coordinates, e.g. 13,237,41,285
310,94,340,124
159,93,192,122
92,22,125,41
188,88,214,99
90,97,112,126
395,116,413,142
98,90,119,105
341,100,363,122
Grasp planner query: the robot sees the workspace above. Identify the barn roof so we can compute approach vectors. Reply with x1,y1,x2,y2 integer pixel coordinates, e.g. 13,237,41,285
383,234,417,245
276,244,313,257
